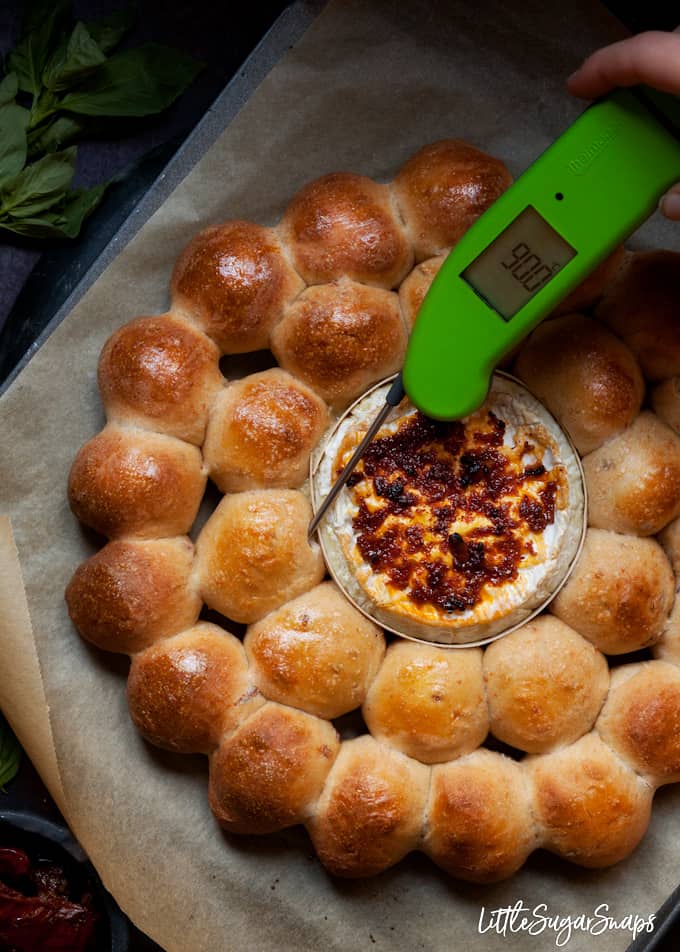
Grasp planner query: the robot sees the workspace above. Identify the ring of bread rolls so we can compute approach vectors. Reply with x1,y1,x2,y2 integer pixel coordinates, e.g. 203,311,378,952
66,139,680,882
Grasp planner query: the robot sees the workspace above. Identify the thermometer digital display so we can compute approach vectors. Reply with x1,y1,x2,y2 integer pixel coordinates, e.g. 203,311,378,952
461,206,577,321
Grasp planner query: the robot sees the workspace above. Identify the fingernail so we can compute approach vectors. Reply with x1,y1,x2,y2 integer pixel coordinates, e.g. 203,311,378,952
661,190,680,221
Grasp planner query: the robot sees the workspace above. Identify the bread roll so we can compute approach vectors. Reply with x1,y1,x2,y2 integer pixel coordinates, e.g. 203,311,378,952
245,581,385,718
208,701,339,834
583,412,680,536
652,596,680,666
65,537,200,654
597,661,680,787
195,489,325,624
392,140,512,261
127,622,262,754
483,616,609,752
526,732,652,867
423,750,537,883
658,515,680,575
551,529,674,654
170,221,304,354
652,377,680,435
306,735,430,877
597,250,680,380
203,368,328,493
68,424,206,540
98,313,222,445
514,314,644,455
279,172,413,288
552,245,626,316
271,278,407,410
362,641,488,764
397,255,445,329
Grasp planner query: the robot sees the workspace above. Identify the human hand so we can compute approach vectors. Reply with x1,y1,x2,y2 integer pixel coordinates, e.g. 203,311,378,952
567,28,680,219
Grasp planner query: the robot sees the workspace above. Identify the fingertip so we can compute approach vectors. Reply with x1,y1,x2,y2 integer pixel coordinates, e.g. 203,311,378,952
660,186,680,221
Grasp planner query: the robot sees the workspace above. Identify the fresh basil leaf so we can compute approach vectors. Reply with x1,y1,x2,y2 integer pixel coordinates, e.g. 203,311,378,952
7,0,71,95
60,43,202,117
55,181,107,236
0,102,30,181
86,8,135,55
0,73,18,106
1,147,76,216
0,212,67,238
44,22,107,92
27,114,84,155
0,718,21,792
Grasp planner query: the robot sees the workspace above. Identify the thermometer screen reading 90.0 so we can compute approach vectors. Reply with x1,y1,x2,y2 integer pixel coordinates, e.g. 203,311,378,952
462,206,576,321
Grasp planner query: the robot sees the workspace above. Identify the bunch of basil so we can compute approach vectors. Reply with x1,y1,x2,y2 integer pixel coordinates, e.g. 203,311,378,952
0,1,202,239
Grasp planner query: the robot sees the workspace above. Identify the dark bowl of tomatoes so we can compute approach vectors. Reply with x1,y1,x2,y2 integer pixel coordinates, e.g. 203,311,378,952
0,810,129,952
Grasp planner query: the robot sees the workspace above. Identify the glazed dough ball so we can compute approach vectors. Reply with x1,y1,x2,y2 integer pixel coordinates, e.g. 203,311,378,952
65,537,200,654
245,581,385,718
68,424,206,540
170,221,304,354
98,313,222,445
362,641,488,764
514,313,644,455
583,412,680,536
597,662,680,787
195,490,325,624
306,735,430,877
551,529,674,654
397,255,445,329
271,279,407,410
526,732,652,867
208,701,339,834
279,172,413,288
423,750,537,883
552,245,626,316
203,368,328,493
127,622,262,754
652,377,680,435
392,139,512,261
597,250,680,380
482,616,609,753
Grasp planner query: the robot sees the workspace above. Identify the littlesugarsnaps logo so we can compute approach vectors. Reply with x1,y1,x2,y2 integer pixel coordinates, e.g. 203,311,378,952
478,901,655,947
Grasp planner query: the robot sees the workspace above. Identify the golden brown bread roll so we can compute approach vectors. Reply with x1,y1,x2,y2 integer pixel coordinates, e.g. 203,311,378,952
97,313,222,445
423,750,538,883
583,412,680,536
195,489,325,623
551,529,674,655
208,701,340,834
513,313,644,455
652,596,680,666
596,250,680,380
202,368,328,493
392,139,512,261
127,622,263,754
551,245,626,316
362,641,488,764
65,537,200,654
658,515,680,575
270,278,407,410
279,172,413,288
652,377,680,435
170,221,304,354
482,616,609,752
596,661,680,787
526,732,653,867
245,581,385,719
68,424,206,540
306,734,430,877
397,255,445,329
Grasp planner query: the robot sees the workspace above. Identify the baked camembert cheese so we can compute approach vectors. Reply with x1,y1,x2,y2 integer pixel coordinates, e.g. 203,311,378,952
312,374,585,644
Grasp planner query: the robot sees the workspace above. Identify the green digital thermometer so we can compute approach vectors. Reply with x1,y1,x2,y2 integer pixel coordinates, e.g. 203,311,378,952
309,86,680,537
403,85,680,419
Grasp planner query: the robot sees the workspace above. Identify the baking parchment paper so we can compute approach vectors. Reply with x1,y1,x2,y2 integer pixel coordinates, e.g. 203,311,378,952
1,1,679,949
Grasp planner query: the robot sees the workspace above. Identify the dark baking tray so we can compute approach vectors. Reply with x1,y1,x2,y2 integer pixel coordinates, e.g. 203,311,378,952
1,2,679,950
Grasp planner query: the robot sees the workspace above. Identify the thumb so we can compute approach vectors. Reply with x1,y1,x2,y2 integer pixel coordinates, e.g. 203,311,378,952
660,183,680,220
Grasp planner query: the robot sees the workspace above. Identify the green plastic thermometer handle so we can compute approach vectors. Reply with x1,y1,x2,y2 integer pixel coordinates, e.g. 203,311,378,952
402,86,680,420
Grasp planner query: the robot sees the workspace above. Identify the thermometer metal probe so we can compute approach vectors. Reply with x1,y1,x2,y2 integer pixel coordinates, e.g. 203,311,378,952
309,85,680,538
